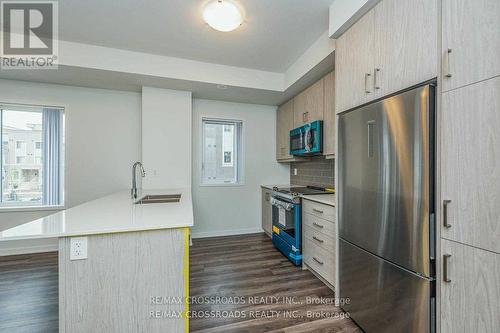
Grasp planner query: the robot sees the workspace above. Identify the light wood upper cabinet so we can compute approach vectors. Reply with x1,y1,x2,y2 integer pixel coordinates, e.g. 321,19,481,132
293,79,324,127
442,0,500,92
441,76,500,254
276,99,294,160
335,0,437,113
335,10,375,114
441,239,500,333
373,0,437,98
323,71,335,157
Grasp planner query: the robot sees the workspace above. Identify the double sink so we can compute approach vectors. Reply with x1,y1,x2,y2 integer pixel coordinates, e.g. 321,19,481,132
135,194,181,204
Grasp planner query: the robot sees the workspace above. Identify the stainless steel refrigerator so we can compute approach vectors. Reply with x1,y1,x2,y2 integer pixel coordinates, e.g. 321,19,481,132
338,84,436,333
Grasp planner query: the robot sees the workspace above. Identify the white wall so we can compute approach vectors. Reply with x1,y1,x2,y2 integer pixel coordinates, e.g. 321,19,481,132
191,99,289,238
328,0,380,38
142,87,192,189
0,79,141,254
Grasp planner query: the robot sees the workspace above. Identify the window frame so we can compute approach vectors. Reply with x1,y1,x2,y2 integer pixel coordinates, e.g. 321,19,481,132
0,103,65,211
200,117,245,187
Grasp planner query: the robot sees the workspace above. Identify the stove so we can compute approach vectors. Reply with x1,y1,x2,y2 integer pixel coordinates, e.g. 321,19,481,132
270,185,334,266
272,186,332,201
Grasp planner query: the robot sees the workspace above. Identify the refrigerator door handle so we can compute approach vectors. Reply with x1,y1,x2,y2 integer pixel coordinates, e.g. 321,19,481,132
367,120,375,158
443,254,452,283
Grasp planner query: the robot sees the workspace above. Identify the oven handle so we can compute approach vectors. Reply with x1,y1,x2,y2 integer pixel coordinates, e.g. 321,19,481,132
270,198,294,210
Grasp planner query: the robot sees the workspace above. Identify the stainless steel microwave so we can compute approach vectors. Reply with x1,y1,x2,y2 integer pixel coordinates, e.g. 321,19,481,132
289,120,323,155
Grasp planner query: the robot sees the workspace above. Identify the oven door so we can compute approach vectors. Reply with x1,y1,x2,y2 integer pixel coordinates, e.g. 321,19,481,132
271,197,300,249
289,121,322,155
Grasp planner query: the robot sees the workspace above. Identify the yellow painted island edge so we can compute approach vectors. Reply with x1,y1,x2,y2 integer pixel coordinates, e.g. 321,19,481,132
183,227,190,333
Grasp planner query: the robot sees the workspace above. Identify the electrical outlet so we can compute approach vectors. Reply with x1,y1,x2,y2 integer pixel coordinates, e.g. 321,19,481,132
293,168,298,176
70,237,88,260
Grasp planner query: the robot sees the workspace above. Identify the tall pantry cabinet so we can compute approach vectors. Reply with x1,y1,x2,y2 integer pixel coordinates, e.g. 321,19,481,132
440,0,500,332
334,0,500,331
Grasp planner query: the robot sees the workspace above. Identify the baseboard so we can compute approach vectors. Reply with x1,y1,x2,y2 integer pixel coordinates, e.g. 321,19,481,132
191,227,264,239
0,240,58,256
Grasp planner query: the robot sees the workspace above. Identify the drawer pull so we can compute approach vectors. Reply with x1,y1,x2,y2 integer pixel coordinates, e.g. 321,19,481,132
444,48,452,78
312,208,324,214
374,68,381,90
313,257,324,265
443,200,452,228
313,236,324,243
443,254,452,283
312,222,324,229
364,73,372,94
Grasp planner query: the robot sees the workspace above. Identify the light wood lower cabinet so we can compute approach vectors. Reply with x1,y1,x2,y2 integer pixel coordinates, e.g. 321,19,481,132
303,238,335,285
303,199,335,222
441,239,500,333
261,188,272,236
302,199,336,287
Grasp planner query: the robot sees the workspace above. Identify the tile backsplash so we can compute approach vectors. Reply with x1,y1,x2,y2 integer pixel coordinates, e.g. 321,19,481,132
290,157,335,188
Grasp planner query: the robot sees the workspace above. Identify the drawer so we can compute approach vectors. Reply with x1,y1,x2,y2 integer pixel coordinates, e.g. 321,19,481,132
303,199,335,222
304,226,335,252
303,212,335,238
303,238,335,285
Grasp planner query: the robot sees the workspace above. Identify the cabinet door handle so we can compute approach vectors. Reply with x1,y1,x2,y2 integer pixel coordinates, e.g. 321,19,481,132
443,199,452,228
374,68,381,90
444,48,452,78
313,208,324,214
364,73,372,93
313,236,324,243
443,254,451,283
313,222,324,229
313,257,324,265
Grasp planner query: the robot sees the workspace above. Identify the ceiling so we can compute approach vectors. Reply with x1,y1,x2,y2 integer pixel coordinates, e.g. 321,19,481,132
0,53,334,105
57,0,333,72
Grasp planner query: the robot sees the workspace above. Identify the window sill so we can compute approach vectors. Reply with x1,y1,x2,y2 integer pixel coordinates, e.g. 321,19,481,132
0,205,65,213
200,183,246,187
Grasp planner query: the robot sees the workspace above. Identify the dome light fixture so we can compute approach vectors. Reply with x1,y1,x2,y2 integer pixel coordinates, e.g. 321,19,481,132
203,0,243,32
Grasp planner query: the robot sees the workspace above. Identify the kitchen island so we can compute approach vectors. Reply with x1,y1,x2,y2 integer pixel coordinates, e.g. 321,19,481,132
0,188,192,333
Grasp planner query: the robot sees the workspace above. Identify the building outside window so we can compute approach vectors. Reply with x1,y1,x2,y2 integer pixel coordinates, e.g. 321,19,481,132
0,105,64,207
201,118,243,185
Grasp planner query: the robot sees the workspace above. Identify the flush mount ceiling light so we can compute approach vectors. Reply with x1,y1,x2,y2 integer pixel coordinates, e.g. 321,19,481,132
203,0,244,32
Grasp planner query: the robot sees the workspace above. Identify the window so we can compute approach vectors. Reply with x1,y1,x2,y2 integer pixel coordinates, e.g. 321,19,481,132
201,118,243,185
0,105,64,207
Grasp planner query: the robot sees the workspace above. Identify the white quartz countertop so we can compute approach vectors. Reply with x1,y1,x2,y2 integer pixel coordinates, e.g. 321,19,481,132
0,188,193,241
301,194,336,206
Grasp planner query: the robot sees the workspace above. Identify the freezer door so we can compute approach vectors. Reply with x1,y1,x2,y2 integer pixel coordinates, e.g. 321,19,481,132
340,238,432,333
338,85,433,276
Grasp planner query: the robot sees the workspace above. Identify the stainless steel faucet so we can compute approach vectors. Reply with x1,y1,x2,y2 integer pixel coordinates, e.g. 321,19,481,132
131,162,146,199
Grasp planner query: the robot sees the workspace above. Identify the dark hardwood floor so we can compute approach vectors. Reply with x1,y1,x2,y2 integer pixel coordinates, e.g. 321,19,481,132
0,251,58,333
190,233,361,333
0,233,361,333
